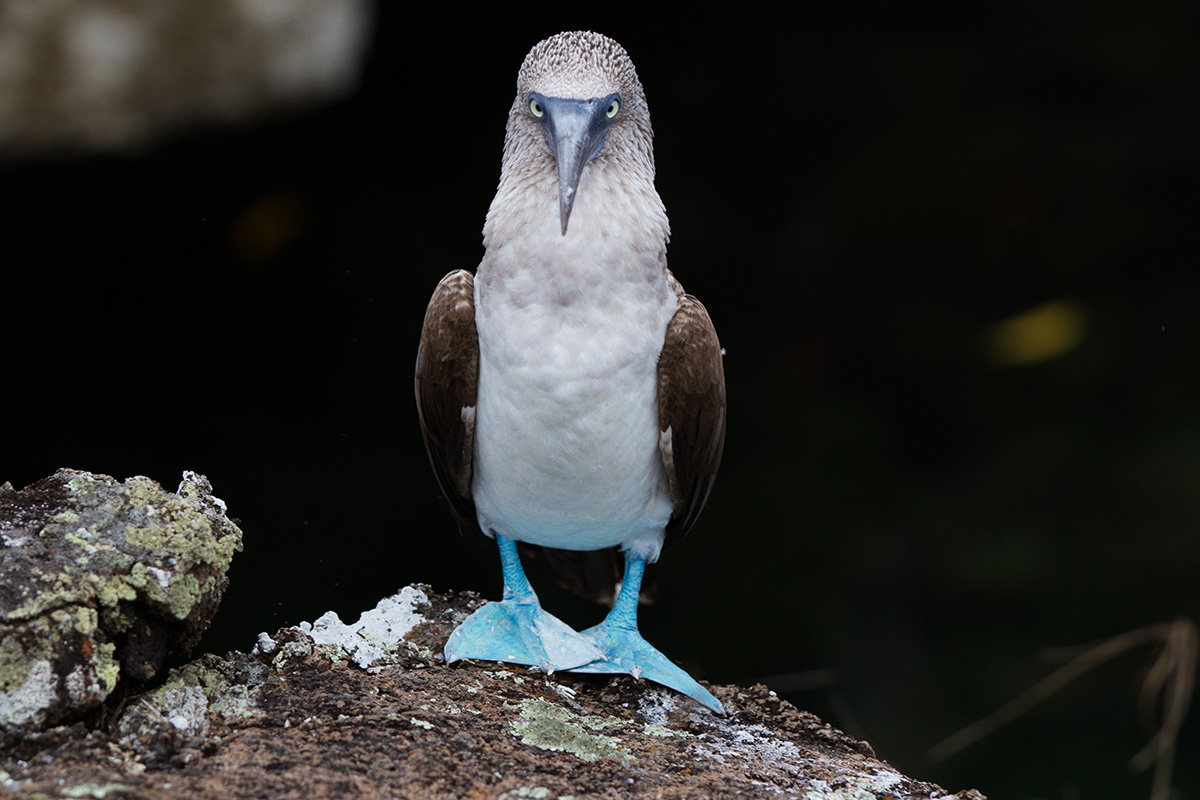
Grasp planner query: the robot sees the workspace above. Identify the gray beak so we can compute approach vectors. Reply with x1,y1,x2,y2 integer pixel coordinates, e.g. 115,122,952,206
532,93,619,235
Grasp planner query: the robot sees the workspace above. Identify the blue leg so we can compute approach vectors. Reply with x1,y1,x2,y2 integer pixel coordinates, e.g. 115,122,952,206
573,552,724,714
445,535,603,672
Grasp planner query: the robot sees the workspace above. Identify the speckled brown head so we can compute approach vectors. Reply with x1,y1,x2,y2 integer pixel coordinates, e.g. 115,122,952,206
499,31,656,234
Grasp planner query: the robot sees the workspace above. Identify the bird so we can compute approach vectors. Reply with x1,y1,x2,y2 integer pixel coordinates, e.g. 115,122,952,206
415,31,726,714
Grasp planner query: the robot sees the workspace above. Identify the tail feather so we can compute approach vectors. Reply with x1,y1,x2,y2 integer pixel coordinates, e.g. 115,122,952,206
521,544,659,607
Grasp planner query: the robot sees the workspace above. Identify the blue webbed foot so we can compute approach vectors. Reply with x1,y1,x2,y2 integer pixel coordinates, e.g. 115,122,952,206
572,552,725,715
574,621,724,714
444,534,603,672
445,598,603,672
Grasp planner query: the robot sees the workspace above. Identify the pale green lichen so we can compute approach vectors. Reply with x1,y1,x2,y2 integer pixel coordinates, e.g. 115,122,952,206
65,473,100,496
643,723,690,738
126,561,203,621
510,698,635,763
64,532,96,550
0,605,119,729
405,640,434,661
58,782,133,798
121,480,241,574
579,714,626,731
207,682,258,720
116,655,264,747
95,643,120,695
0,636,31,694
1,469,242,742
802,772,905,800
4,580,93,624
488,668,530,685
51,508,81,525
116,680,206,746
272,638,314,669
73,606,98,636
498,788,552,800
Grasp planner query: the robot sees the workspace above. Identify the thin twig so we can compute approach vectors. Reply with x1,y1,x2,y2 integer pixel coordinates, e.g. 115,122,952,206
928,623,1169,763
927,617,1195,800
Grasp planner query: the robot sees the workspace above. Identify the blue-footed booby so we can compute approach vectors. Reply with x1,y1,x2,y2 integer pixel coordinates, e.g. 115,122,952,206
415,31,726,713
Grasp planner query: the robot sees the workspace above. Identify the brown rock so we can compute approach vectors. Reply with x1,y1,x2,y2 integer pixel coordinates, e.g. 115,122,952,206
1,585,984,799
0,469,243,746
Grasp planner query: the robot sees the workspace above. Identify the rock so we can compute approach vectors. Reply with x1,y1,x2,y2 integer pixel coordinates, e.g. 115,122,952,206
1,585,984,799
0,469,243,746
0,0,374,156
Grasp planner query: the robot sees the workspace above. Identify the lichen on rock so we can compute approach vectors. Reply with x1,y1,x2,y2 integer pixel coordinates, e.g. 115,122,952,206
0,469,243,745
510,697,637,762
1,585,985,799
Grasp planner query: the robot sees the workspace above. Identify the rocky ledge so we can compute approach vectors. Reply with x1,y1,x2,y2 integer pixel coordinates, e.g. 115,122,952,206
1,472,982,798
3,585,982,799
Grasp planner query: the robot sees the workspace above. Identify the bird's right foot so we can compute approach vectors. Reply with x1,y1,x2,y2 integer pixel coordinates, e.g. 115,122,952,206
444,599,604,673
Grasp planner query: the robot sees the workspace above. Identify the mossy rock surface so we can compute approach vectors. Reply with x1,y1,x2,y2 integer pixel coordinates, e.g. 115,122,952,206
0,469,243,744
4,585,984,799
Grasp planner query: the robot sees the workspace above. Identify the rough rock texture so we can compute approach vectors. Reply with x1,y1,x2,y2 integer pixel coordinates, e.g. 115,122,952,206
1,585,985,799
0,0,373,156
0,469,243,746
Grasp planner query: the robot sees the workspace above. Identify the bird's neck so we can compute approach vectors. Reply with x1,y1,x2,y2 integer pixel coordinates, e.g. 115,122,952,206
479,157,670,302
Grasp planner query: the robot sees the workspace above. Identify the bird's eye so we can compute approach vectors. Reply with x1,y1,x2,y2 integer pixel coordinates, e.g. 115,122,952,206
530,98,543,117
606,99,620,119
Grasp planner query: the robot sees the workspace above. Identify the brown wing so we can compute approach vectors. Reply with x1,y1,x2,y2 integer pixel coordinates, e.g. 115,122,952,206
415,269,484,539
658,294,726,547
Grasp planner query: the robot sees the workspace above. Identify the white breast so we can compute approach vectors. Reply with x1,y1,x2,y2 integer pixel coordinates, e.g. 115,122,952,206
471,161,677,559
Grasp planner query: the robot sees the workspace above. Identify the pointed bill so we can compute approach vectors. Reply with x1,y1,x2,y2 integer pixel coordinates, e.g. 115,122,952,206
532,93,619,235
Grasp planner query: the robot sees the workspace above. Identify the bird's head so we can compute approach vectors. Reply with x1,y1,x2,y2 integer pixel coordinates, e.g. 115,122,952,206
505,31,654,235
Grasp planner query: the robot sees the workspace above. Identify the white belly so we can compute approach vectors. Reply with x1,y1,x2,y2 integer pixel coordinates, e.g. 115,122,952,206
471,278,677,555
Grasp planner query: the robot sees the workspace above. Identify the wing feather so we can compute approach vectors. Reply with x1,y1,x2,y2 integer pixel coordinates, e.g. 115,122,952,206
415,269,483,539
658,295,726,547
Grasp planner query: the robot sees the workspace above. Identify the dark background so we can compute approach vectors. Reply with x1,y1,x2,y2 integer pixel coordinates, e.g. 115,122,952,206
4,5,1197,798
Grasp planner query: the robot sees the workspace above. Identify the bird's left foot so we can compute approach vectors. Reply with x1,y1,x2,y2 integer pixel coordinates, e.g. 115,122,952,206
572,621,724,714
444,598,603,674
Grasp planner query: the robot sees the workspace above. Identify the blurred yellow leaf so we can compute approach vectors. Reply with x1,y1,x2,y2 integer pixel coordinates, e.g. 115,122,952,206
985,299,1087,367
